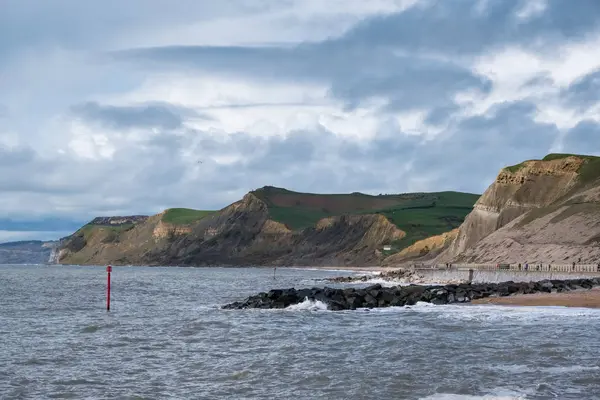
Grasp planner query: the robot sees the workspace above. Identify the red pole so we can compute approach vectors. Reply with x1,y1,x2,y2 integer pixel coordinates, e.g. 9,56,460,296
106,265,112,311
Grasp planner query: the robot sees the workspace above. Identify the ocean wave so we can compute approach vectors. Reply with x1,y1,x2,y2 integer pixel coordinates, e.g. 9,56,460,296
419,395,526,400
399,303,600,323
489,364,600,374
419,388,528,400
286,297,329,311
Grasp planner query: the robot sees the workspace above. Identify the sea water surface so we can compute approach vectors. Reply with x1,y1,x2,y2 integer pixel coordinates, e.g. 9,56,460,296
1,265,600,400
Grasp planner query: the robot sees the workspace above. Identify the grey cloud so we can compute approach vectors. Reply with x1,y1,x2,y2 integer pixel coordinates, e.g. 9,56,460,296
424,105,460,126
116,44,490,112
0,0,268,58
562,121,600,156
562,69,600,112
339,0,600,55
0,146,36,166
110,0,600,115
0,101,566,224
70,101,206,130
107,0,600,117
411,101,560,192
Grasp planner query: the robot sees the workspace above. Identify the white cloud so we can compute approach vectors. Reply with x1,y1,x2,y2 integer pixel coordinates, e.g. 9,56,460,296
462,32,600,130
107,73,410,141
515,0,548,21
122,0,421,48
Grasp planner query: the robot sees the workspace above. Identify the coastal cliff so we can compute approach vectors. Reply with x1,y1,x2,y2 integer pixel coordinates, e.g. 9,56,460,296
57,188,477,266
437,154,600,264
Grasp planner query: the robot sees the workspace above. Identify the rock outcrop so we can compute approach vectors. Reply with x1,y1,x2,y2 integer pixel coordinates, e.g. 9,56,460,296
223,278,600,311
437,154,600,264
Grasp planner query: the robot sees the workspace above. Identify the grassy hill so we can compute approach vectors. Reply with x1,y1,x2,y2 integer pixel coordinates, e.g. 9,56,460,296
162,208,214,225
251,186,480,252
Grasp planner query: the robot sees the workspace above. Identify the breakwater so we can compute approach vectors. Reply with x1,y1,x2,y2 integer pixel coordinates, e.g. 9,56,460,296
222,278,600,311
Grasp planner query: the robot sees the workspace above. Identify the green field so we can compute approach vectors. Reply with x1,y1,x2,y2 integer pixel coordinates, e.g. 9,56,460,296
252,186,479,251
80,223,134,236
161,208,214,225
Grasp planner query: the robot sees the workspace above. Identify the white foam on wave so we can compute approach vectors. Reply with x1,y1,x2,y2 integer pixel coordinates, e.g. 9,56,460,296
490,363,600,374
336,277,409,287
331,300,600,322
419,395,525,400
286,297,329,311
288,267,380,275
542,365,600,373
419,388,528,400
396,302,600,324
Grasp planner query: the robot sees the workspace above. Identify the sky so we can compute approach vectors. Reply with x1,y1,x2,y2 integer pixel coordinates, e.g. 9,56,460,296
1,0,600,242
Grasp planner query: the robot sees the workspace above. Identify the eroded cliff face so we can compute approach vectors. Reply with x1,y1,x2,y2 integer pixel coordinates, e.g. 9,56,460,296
58,214,165,265
438,156,600,264
383,229,458,266
58,193,406,267
152,214,193,239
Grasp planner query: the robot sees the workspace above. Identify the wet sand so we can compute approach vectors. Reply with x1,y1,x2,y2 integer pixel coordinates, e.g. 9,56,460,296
472,288,600,309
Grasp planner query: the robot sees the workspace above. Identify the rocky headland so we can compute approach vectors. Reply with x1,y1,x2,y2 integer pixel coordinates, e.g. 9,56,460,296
223,278,600,311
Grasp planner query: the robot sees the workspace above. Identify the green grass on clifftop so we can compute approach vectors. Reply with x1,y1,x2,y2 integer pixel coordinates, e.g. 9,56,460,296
504,162,527,173
541,153,600,184
252,186,479,251
162,208,214,225
504,154,600,179
542,153,597,161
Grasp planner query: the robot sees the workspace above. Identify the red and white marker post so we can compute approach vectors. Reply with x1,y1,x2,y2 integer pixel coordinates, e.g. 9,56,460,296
106,265,112,311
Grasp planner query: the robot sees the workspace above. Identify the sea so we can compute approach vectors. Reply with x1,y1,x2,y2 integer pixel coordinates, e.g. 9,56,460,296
1,265,600,400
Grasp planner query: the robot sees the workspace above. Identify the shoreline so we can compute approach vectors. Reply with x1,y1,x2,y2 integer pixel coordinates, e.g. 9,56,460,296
472,288,600,309
283,265,389,273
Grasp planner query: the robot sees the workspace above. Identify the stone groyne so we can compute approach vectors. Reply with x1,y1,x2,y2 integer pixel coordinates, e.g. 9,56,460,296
222,278,600,311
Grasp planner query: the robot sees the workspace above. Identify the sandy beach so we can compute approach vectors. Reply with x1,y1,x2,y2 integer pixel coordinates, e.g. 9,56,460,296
472,288,600,309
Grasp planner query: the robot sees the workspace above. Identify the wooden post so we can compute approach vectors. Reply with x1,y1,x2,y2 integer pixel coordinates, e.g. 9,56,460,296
468,268,474,284
106,265,112,311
